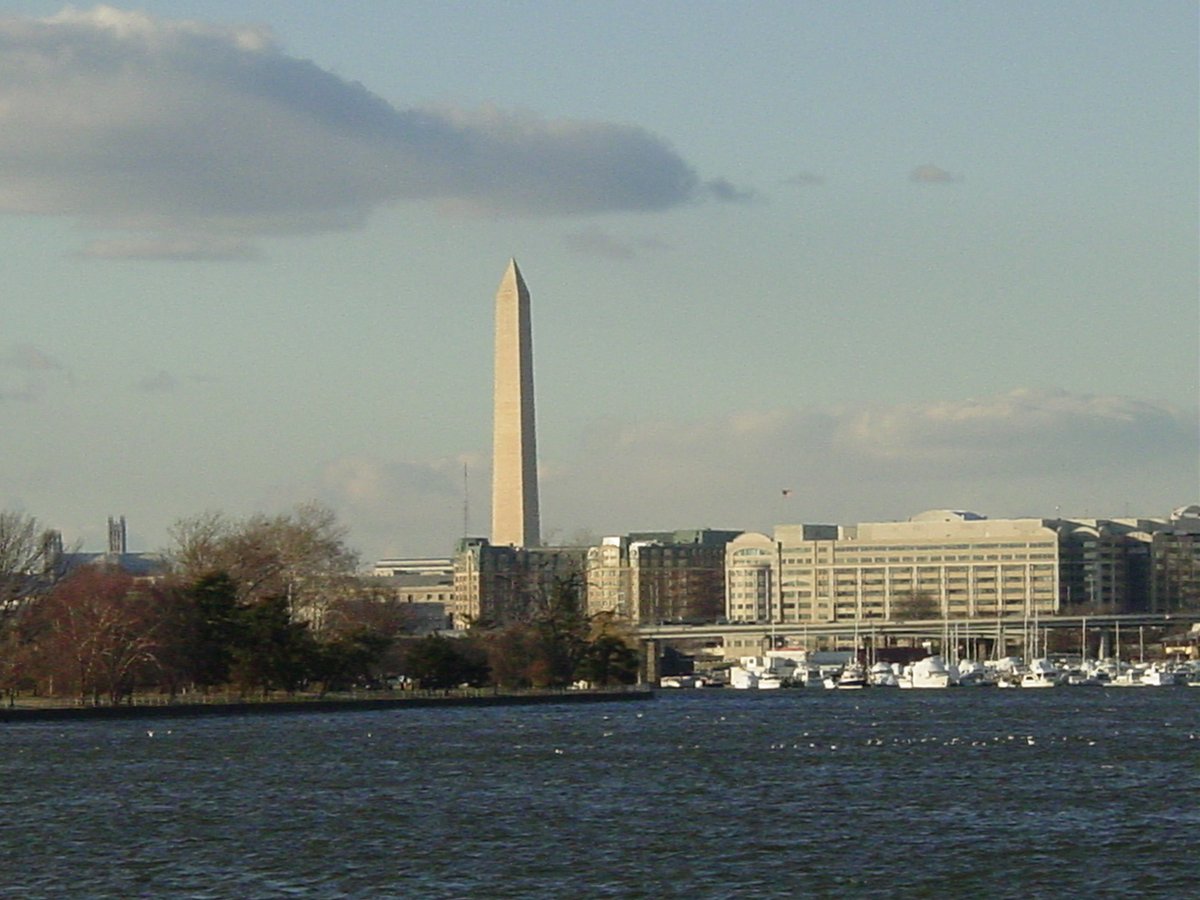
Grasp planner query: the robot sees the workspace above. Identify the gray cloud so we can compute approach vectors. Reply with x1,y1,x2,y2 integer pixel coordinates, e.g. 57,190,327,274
833,389,1193,474
0,7,713,256
783,172,826,186
136,370,179,393
2,344,64,371
910,163,956,184
704,178,757,202
82,236,259,262
546,388,1196,535
563,227,670,260
1,343,70,401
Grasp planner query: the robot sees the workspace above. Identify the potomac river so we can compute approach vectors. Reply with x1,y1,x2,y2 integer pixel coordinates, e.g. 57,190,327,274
2,688,1197,898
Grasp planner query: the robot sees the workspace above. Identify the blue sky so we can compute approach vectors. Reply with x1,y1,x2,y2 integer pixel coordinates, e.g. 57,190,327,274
1,2,1196,562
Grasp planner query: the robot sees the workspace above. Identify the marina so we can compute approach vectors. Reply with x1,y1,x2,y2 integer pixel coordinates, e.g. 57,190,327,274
665,652,1200,691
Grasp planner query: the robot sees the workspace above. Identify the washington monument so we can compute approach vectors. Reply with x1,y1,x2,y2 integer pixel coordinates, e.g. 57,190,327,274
491,259,541,547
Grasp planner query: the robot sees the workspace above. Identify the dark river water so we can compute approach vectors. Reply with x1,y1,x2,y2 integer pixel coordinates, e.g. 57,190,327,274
2,688,1197,898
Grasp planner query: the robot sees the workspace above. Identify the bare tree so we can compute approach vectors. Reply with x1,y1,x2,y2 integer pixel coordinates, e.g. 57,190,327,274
0,511,60,609
163,510,228,577
165,502,360,625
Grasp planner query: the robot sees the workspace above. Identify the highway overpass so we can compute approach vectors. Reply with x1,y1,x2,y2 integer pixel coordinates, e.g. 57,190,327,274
636,612,1200,646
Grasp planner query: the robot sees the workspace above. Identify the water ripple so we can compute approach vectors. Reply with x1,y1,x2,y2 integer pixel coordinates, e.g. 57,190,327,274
1,690,1197,897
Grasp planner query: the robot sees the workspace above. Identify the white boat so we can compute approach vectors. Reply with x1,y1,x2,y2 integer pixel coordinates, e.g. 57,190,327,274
796,667,826,689
1086,660,1118,684
1139,664,1177,687
1107,667,1146,688
729,666,758,690
1020,658,1061,688
831,661,868,690
729,657,791,690
659,675,708,688
869,661,899,687
898,655,953,689
955,660,990,687
989,657,1023,688
1062,667,1103,687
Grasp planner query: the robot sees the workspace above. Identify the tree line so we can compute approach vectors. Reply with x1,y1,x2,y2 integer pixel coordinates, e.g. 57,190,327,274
0,505,638,706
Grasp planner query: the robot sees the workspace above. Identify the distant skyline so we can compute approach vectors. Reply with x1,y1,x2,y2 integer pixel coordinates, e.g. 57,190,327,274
1,2,1196,562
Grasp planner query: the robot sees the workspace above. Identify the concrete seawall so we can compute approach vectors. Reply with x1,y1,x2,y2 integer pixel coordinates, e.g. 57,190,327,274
0,687,654,724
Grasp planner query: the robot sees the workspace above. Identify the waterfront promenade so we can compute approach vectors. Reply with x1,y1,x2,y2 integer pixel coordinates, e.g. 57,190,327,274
0,685,653,723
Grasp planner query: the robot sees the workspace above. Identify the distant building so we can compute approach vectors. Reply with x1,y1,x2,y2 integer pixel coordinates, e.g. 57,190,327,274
726,508,1200,624
762,511,1066,623
586,529,742,625
370,557,454,633
108,516,127,555
452,538,586,628
33,519,169,584
726,525,837,622
372,557,453,579
1148,506,1200,612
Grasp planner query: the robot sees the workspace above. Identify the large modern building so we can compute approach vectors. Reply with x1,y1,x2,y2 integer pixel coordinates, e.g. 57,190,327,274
726,508,1200,624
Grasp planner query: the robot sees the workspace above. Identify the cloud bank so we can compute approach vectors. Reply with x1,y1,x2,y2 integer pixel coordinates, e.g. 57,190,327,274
0,6,722,257
309,388,1196,559
550,388,1195,537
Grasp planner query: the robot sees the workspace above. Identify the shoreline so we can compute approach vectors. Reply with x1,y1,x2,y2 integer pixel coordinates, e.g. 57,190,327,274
0,686,654,724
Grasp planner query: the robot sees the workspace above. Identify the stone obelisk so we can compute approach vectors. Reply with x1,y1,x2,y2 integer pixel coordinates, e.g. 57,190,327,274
491,259,541,547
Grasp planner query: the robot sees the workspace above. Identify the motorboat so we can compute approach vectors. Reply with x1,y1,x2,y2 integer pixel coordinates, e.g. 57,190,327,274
1139,664,1177,687
756,673,784,690
658,675,708,688
1062,667,1103,686
869,661,899,687
729,667,756,689
1020,658,1061,688
832,661,869,690
955,660,990,687
1107,666,1146,687
898,655,953,689
796,667,826,689
989,657,1023,688
729,657,791,689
